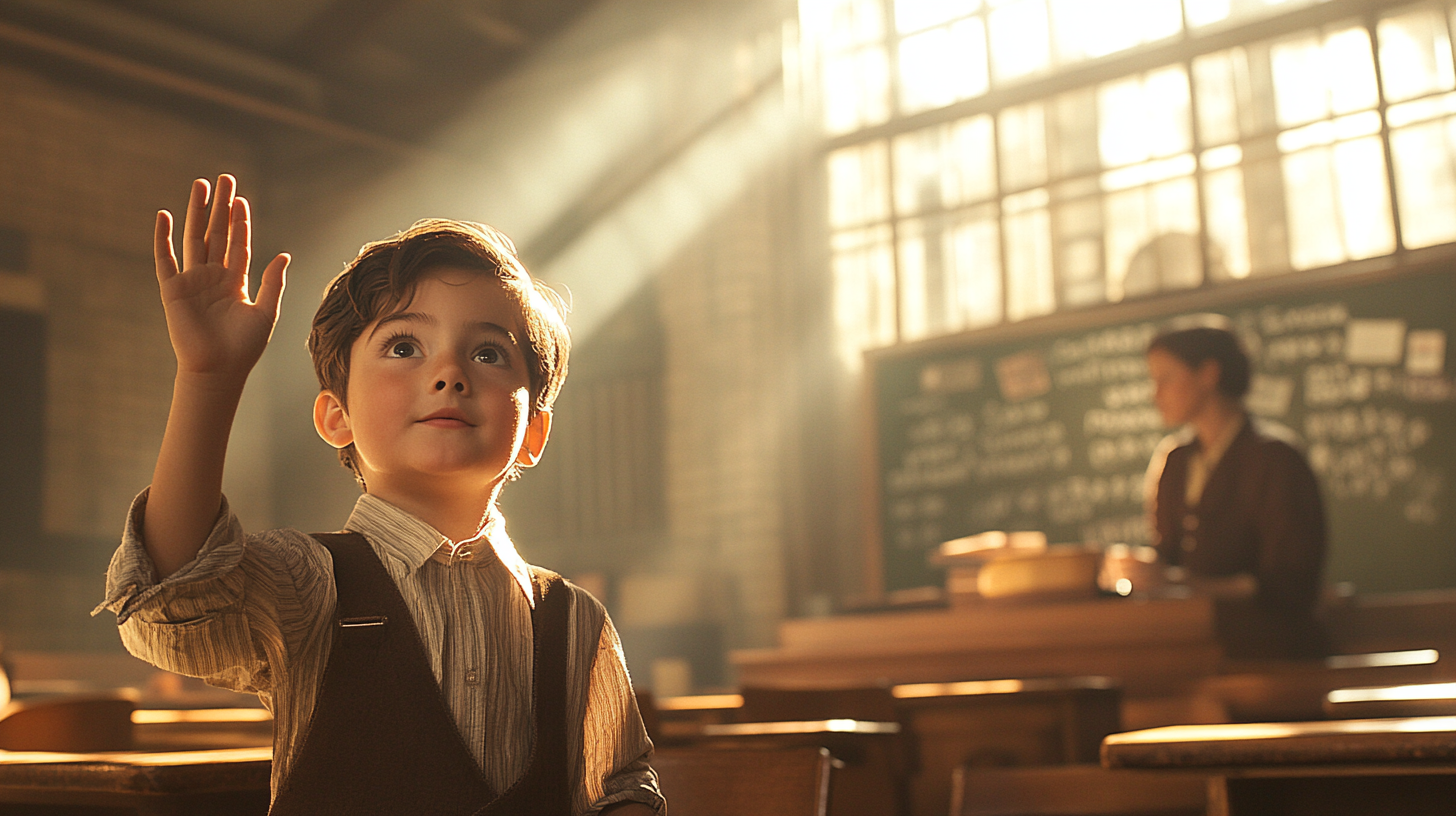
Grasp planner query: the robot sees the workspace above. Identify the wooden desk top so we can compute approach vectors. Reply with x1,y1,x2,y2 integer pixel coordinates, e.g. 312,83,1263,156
755,596,1217,657
0,747,271,795
732,596,1222,693
1103,716,1456,771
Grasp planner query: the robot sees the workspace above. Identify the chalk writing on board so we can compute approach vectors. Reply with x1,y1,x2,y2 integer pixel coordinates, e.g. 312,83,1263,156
875,269,1456,593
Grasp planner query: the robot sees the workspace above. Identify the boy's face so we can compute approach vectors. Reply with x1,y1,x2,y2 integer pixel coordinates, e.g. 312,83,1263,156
314,266,550,501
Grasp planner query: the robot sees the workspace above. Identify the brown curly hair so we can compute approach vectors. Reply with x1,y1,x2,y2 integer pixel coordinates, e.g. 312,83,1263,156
307,219,570,484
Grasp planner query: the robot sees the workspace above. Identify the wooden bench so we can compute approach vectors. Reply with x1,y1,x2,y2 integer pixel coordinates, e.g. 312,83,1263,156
1102,716,1456,815
654,746,833,816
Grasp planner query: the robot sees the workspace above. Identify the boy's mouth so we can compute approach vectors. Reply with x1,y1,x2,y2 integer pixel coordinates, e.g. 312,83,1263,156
418,409,474,427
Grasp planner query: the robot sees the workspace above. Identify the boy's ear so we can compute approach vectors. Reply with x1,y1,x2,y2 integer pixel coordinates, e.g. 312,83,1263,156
516,410,552,468
313,391,354,449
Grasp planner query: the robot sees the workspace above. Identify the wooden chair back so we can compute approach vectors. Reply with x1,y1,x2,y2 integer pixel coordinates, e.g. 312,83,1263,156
654,746,833,816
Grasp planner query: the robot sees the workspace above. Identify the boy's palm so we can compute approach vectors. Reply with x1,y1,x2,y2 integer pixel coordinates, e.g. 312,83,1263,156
156,175,289,380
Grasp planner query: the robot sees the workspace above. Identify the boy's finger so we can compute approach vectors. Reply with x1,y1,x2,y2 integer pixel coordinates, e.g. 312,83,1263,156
154,210,179,283
181,178,210,271
255,253,290,318
204,174,235,266
225,197,252,278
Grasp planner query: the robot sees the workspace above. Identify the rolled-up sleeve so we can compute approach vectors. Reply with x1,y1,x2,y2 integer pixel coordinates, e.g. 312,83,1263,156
582,614,665,815
94,488,332,696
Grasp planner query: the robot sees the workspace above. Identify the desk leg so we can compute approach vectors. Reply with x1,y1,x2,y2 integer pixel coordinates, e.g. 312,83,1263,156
1205,777,1230,816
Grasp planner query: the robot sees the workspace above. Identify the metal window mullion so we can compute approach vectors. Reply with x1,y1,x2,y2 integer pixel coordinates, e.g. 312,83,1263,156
883,0,907,344
991,102,1011,326
1365,8,1403,255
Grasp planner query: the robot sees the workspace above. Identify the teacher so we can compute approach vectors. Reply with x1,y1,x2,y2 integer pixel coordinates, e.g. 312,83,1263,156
1145,321,1328,657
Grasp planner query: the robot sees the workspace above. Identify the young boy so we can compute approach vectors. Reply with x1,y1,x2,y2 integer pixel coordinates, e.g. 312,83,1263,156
96,175,663,815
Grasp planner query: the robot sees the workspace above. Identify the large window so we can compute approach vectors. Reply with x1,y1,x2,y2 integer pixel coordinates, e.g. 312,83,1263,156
804,0,1456,369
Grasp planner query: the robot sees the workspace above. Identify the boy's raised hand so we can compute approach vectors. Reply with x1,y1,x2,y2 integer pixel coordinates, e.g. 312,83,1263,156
155,175,289,383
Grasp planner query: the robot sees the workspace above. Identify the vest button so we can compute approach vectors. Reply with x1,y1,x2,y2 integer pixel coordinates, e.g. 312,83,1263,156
465,669,479,685
1182,515,1199,531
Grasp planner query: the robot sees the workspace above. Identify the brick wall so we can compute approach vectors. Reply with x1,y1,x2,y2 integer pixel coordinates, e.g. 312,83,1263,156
0,60,264,647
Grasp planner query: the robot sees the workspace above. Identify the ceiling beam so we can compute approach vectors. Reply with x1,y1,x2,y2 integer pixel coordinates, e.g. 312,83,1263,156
0,19,429,158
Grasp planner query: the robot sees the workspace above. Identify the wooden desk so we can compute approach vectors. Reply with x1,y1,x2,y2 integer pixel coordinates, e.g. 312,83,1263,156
732,590,1456,729
0,747,270,815
733,596,1222,699
1102,716,1456,815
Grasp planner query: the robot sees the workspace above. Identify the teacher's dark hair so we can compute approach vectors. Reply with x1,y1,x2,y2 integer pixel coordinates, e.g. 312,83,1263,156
1147,323,1251,399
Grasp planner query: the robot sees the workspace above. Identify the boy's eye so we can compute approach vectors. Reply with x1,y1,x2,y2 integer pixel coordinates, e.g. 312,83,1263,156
388,341,418,358
474,347,502,365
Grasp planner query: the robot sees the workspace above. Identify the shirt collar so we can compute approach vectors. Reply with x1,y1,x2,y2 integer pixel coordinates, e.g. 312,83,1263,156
1194,412,1247,471
343,494,537,607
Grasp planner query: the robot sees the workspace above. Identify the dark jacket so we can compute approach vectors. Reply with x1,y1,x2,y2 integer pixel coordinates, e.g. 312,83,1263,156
1152,418,1328,617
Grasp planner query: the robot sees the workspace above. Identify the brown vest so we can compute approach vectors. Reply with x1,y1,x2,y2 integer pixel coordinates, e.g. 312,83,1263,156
269,532,571,816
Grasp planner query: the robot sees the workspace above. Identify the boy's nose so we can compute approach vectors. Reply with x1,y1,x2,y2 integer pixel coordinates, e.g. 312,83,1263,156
435,380,466,393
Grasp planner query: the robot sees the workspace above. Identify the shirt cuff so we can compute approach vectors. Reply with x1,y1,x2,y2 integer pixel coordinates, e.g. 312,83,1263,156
591,785,666,816
93,487,245,624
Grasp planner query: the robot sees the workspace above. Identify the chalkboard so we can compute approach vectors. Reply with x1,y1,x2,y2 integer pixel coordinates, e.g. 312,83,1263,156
870,262,1456,596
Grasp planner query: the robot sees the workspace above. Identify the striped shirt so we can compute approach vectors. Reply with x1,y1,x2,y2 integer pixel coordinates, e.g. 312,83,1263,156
97,490,662,815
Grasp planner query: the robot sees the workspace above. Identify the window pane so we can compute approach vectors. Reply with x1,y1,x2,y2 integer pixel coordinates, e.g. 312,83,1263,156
1186,0,1331,30
1331,136,1395,260
832,225,897,369
1145,66,1194,157
1282,137,1395,269
1053,196,1104,307
895,0,981,34
824,47,892,135
1048,88,1100,179
1271,28,1377,129
823,0,886,50
898,17,989,113
1098,66,1191,169
1192,50,1244,146
828,141,891,228
1271,33,1329,127
1183,0,1232,28
1003,189,1055,321
1106,176,1201,300
1378,7,1456,104
893,115,998,215
1390,114,1456,249
1048,0,1181,62
999,102,1048,190
1282,148,1348,270
1325,28,1378,116
897,219,934,340
945,115,999,204
1201,158,1252,279
900,212,1004,339
988,0,1051,83
947,208,1004,328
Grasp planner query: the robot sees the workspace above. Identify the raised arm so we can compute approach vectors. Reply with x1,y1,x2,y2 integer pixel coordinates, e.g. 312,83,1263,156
143,175,289,578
